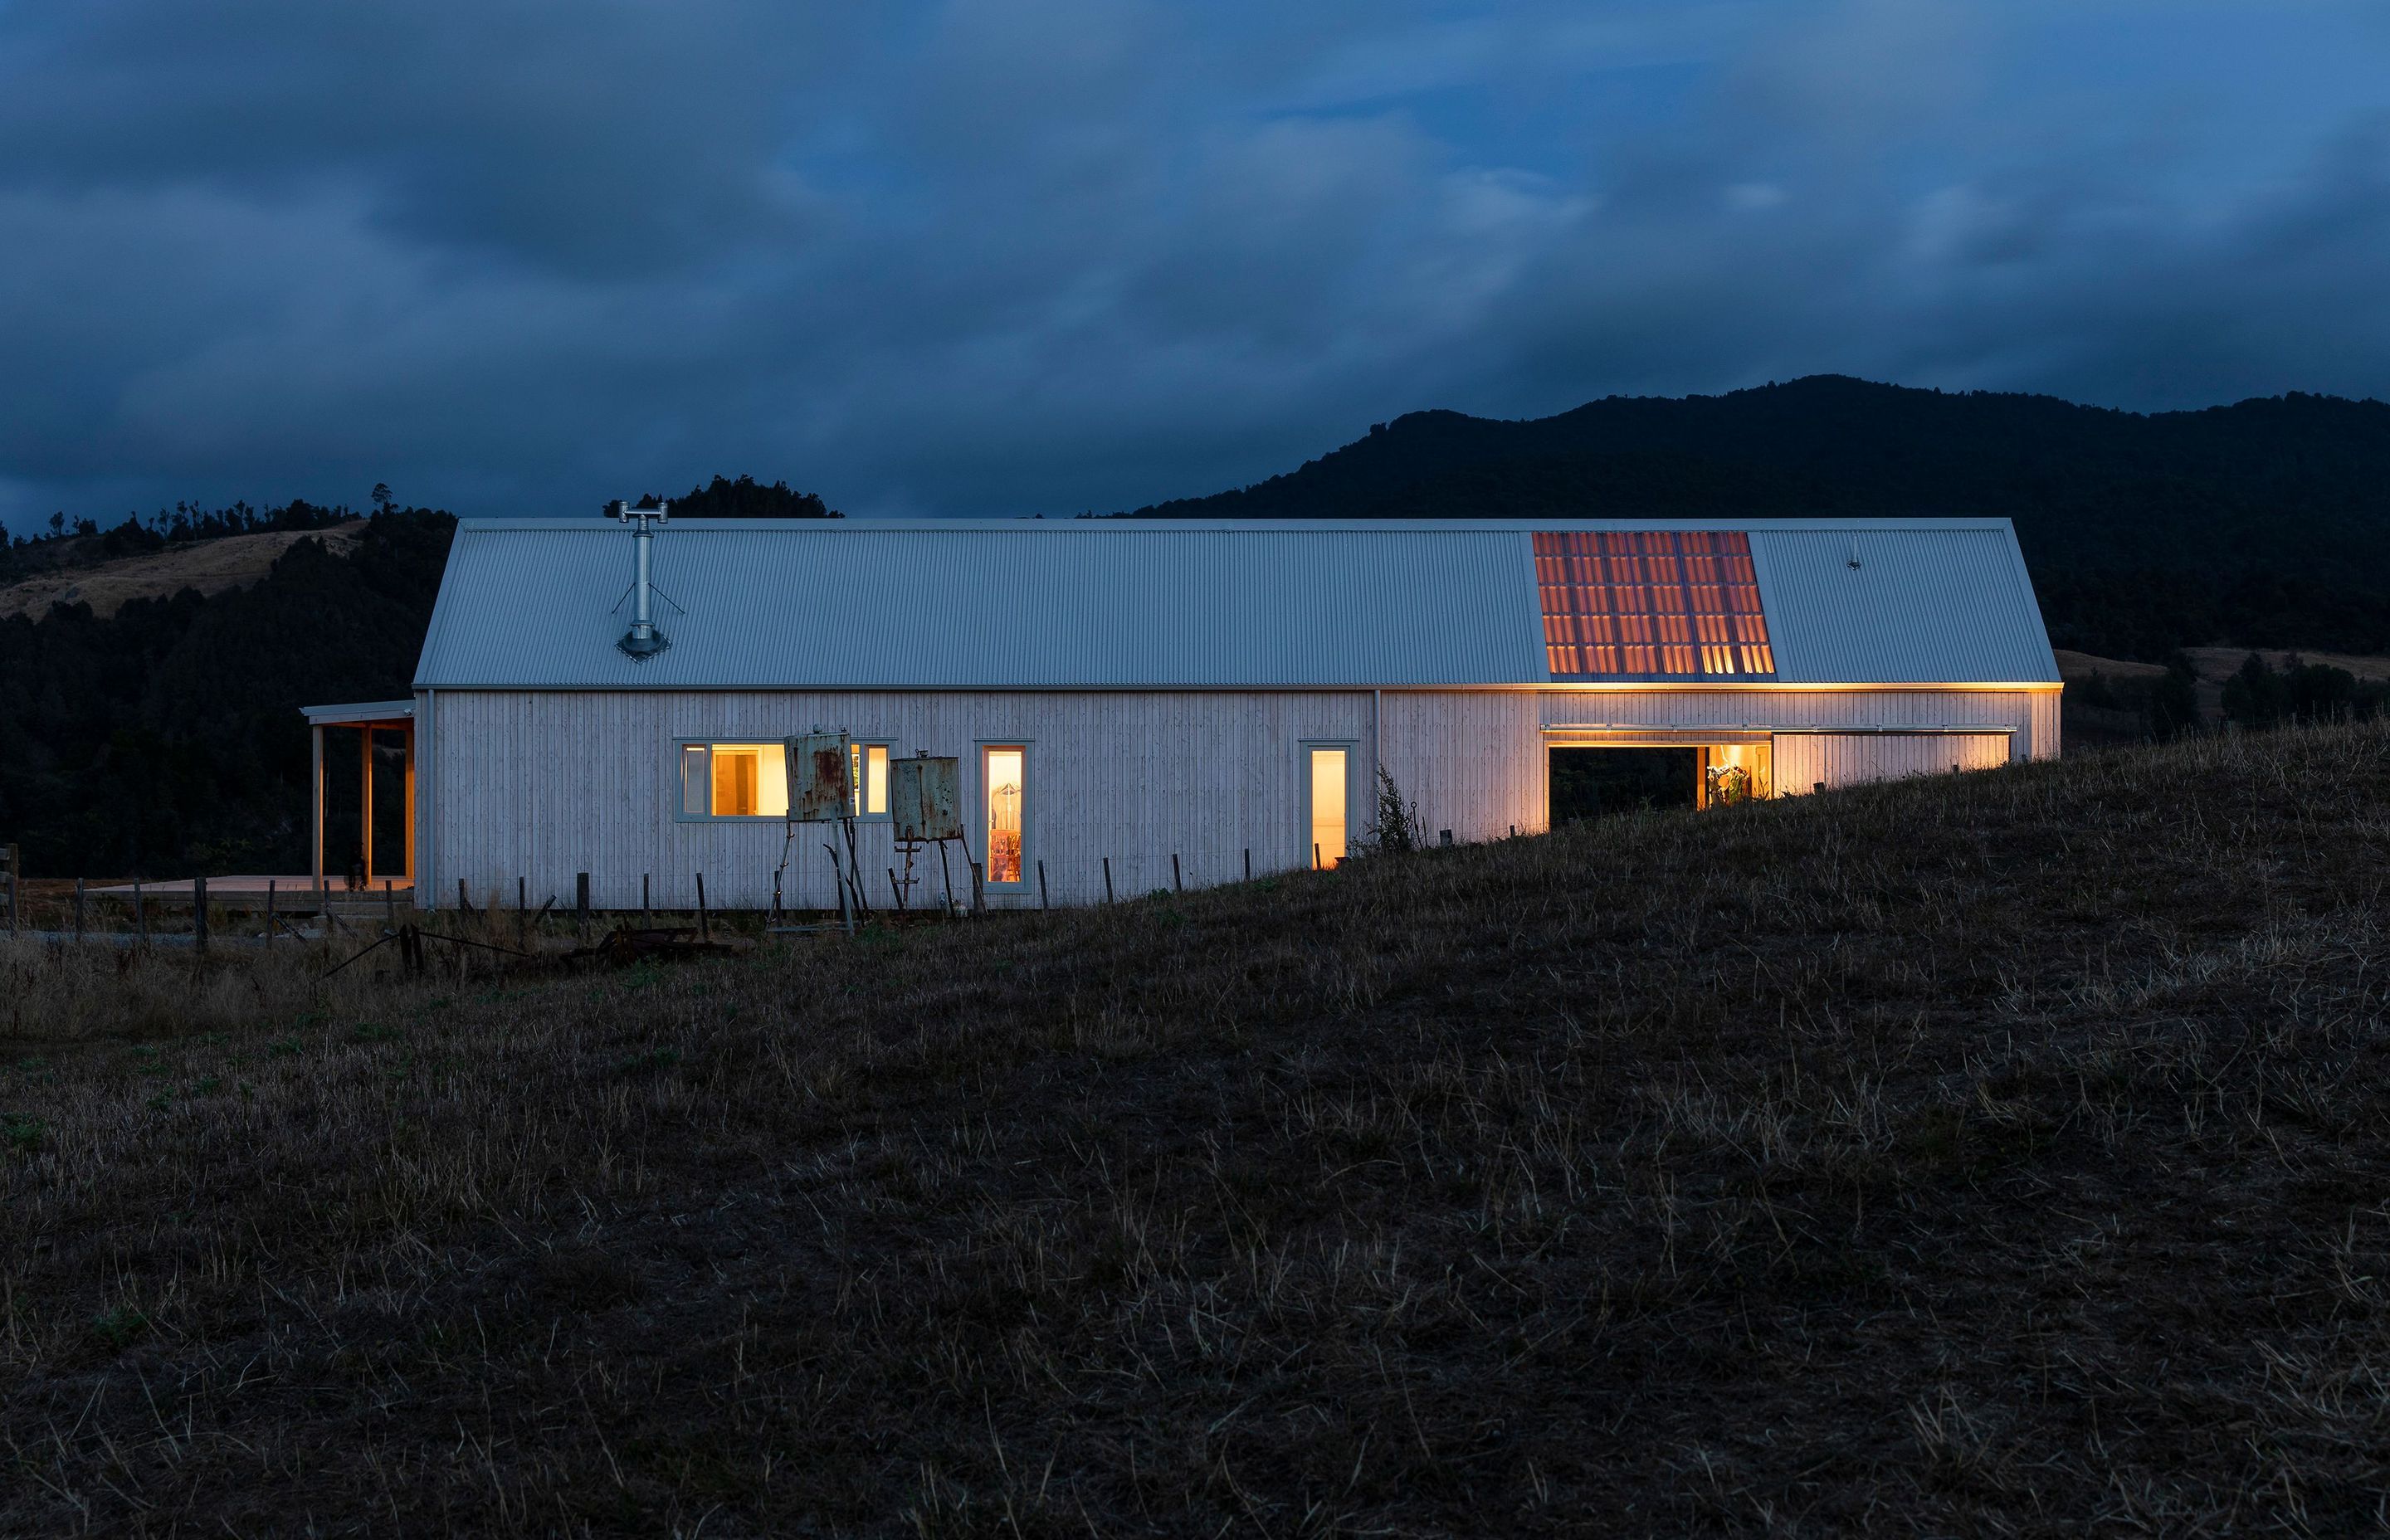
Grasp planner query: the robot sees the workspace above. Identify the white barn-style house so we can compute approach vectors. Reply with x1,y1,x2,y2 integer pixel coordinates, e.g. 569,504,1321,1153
373,517,2058,911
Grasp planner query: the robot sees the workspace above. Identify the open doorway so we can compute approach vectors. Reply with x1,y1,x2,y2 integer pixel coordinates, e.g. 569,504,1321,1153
1550,747,1699,822
1549,743,1773,823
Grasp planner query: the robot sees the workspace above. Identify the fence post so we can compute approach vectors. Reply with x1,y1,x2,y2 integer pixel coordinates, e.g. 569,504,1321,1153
193,875,209,955
1102,856,1114,904
968,860,985,914
458,877,470,914
642,872,651,921
1243,847,1251,882
576,872,590,924
696,871,709,941
1036,859,1049,910
1171,855,1182,893
516,876,528,948
384,878,397,930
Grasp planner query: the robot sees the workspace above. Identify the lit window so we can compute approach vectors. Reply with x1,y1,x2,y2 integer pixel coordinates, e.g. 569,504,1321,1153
851,742,890,817
1309,747,1348,869
1534,530,1775,679
677,742,789,818
985,747,1026,885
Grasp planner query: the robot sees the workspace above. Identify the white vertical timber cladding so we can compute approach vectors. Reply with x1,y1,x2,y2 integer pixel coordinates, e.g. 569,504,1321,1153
422,685,2058,910
1376,690,1544,842
2031,690,2061,760
431,690,1454,910
1773,733,2012,792
1535,686,2045,736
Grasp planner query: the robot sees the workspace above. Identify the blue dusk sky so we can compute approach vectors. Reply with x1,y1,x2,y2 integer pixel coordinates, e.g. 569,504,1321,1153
0,1,2384,532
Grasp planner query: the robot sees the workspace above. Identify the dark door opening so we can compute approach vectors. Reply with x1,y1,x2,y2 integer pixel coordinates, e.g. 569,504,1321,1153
1549,747,1700,823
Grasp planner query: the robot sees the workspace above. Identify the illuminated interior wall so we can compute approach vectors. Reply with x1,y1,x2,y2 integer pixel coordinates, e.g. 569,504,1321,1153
1702,743,1773,803
1309,747,1349,868
705,743,789,817
984,746,1025,885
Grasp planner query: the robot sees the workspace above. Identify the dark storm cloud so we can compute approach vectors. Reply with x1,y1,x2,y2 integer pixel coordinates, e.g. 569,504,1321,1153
0,0,2385,531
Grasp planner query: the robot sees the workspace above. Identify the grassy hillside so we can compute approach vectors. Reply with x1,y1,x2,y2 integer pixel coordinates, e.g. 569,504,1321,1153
1132,376,2390,660
6,725,2388,1533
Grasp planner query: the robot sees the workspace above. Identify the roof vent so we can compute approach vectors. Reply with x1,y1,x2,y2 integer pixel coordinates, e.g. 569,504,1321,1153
607,499,676,660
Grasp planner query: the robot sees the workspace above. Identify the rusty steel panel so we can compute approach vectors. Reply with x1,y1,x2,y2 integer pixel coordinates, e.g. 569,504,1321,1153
786,733,852,821
889,753,962,842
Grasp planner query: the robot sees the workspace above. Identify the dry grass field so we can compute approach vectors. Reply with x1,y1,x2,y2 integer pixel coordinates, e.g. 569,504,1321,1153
6,723,2390,1535
0,521,366,621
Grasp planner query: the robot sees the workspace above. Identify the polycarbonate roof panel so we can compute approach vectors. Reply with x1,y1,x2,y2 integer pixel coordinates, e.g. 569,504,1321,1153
414,518,2057,690
1749,526,2059,684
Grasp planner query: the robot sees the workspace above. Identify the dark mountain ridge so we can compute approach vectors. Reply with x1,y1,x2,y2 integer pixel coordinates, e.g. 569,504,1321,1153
1132,376,2390,658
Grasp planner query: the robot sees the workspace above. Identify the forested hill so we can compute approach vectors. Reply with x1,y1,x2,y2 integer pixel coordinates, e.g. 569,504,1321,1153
0,476,838,875
1130,376,2390,660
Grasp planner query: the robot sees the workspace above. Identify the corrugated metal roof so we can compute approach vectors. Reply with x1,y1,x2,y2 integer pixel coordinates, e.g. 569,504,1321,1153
412,519,2056,690
1750,527,2059,685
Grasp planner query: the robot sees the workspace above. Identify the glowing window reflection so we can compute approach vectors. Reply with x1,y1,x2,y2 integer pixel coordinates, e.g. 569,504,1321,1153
985,747,1025,884
1310,747,1348,869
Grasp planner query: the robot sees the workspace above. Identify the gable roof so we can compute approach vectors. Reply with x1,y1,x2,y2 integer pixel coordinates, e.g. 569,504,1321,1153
412,518,2058,690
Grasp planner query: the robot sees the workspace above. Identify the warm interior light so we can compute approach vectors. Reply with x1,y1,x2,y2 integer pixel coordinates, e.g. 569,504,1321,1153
852,743,890,816
1310,747,1348,869
986,748,1025,883
709,744,788,817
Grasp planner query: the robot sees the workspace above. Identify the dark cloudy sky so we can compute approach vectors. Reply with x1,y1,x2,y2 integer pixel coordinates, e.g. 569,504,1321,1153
2,1,2385,533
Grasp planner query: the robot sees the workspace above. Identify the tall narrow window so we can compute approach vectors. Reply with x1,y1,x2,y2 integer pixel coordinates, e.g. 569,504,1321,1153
1310,747,1349,870
985,747,1026,885
851,743,890,817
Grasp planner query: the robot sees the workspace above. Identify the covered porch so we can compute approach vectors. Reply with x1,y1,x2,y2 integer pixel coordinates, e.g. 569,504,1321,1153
302,699,417,901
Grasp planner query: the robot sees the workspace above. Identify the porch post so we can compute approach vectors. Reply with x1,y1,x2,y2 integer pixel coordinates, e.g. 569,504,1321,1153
359,725,374,885
402,723,417,884
311,724,324,904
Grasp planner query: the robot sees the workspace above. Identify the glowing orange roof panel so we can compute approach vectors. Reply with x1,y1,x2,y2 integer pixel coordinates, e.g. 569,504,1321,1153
1533,529,1776,679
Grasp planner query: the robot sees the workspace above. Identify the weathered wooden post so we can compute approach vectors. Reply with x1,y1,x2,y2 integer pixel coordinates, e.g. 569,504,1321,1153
695,871,709,941
193,874,209,954
1171,855,1182,893
1037,859,1049,910
458,877,470,914
1243,848,1251,882
576,872,590,924
968,860,985,914
889,868,905,911
641,872,651,921
1102,856,1114,904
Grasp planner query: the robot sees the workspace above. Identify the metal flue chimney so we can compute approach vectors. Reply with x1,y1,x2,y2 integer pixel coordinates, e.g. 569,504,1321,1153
608,499,671,660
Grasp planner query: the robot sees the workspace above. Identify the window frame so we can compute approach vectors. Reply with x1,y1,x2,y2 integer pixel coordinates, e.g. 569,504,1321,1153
672,736,893,824
850,738,896,822
1300,738,1360,870
976,739,1033,889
